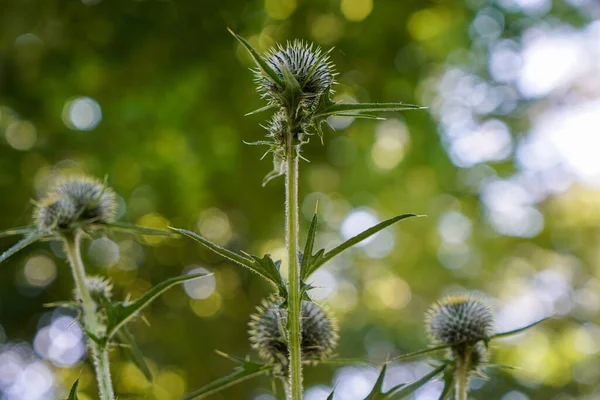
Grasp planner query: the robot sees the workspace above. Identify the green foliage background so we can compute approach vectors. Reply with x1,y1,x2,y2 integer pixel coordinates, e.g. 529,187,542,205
0,0,596,399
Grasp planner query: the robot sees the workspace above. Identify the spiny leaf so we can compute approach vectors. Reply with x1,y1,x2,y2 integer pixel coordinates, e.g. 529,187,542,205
393,344,451,362
116,327,153,382
0,225,36,238
228,28,283,89
280,62,302,109
386,363,447,399
0,230,49,264
248,254,288,297
491,318,548,340
315,102,425,118
171,227,285,292
304,214,420,278
327,389,336,400
182,351,273,400
106,273,210,339
364,364,389,400
65,379,79,400
245,104,276,116
102,222,177,237
300,212,319,280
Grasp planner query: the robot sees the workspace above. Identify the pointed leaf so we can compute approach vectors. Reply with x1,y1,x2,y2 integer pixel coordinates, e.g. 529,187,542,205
304,214,420,277
317,358,377,367
0,225,37,238
228,28,283,89
183,352,273,400
491,318,548,340
327,389,336,400
364,364,388,400
300,212,319,280
107,273,210,339
65,379,79,400
387,363,447,399
393,344,451,362
280,63,302,109
0,230,49,264
171,227,284,289
102,222,177,237
116,327,153,382
245,104,276,116
315,102,425,118
438,369,454,400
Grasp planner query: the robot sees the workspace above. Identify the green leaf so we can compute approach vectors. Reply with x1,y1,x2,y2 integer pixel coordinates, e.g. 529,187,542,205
228,28,283,90
387,363,447,399
0,225,36,238
300,212,319,280
303,214,420,278
317,358,377,367
102,222,177,237
491,318,548,340
245,104,276,116
438,369,454,400
327,389,336,400
0,230,49,264
182,352,273,400
106,273,210,339
364,364,389,400
116,327,153,382
65,379,79,400
393,344,451,362
280,63,302,110
171,227,285,292
315,102,425,118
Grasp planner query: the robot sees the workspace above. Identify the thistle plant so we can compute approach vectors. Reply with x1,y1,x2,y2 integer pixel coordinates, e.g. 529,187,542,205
0,175,210,399
390,293,547,400
170,30,424,400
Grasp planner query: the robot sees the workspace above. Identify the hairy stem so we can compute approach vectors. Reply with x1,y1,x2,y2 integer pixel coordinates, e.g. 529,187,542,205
64,231,115,400
285,137,303,400
455,348,471,400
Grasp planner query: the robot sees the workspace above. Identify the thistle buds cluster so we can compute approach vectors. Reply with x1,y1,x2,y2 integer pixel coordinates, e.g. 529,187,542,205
34,175,117,232
248,296,338,369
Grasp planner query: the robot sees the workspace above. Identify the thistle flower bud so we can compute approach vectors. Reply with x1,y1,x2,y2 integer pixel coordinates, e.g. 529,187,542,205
426,293,494,346
85,275,113,301
248,297,338,366
34,176,117,231
257,41,336,108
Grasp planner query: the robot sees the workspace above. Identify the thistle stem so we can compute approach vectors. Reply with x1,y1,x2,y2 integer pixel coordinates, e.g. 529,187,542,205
285,138,303,400
455,348,471,400
64,231,115,400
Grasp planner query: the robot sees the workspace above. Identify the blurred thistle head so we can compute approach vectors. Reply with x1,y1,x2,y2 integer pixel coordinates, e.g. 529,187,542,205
34,175,117,231
426,293,494,346
257,40,336,108
248,296,338,367
85,275,113,301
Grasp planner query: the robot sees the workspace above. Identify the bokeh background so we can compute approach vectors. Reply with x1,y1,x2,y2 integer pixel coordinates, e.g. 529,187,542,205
0,0,599,399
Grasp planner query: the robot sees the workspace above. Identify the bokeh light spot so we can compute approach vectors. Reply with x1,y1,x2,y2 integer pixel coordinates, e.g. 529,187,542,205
23,255,56,288
183,267,216,300
340,0,373,22
88,237,120,268
5,120,37,151
265,0,296,20
62,97,102,131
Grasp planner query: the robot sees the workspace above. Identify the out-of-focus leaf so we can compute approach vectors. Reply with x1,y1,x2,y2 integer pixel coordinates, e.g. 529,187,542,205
106,273,210,339
0,230,49,264
387,363,447,399
116,327,153,382
0,225,36,238
303,214,420,278
182,351,274,400
228,28,283,89
438,369,454,400
393,344,450,362
65,379,79,400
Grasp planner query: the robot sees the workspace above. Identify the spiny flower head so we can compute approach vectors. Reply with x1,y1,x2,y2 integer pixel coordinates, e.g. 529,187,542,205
248,296,338,366
257,40,336,108
34,175,117,231
85,275,113,301
426,293,494,346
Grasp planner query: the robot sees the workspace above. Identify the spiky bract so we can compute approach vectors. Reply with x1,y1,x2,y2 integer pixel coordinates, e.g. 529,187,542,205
248,296,338,366
426,293,494,346
257,40,336,108
86,275,113,301
34,176,117,231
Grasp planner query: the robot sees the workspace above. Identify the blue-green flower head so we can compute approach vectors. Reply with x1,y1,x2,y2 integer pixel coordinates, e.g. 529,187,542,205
426,293,494,346
248,296,338,366
34,175,117,231
257,40,336,107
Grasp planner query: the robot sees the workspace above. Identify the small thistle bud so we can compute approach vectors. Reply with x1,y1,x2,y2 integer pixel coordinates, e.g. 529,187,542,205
257,41,336,108
85,275,113,302
426,293,494,346
34,176,117,231
248,297,338,366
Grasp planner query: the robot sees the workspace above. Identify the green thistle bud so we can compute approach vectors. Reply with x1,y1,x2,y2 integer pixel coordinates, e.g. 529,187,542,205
426,293,494,346
34,176,117,231
85,275,113,301
257,41,336,108
248,296,338,367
